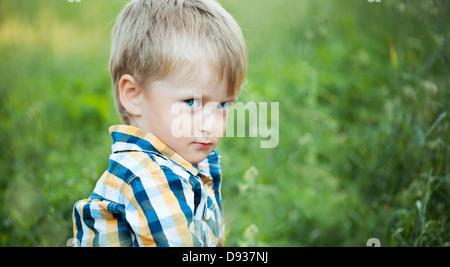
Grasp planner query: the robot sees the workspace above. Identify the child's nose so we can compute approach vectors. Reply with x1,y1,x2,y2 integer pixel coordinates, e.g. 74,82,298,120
200,110,216,136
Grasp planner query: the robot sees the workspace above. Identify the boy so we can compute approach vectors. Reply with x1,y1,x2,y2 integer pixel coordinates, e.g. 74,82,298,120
72,0,247,247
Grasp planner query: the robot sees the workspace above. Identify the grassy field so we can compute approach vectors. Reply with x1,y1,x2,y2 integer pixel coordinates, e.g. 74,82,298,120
0,0,448,246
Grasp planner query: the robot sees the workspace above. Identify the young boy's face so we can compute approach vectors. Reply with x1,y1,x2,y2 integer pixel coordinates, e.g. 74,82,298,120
134,61,236,165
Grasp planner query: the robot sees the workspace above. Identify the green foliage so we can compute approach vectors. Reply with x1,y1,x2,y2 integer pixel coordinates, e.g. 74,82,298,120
0,0,448,246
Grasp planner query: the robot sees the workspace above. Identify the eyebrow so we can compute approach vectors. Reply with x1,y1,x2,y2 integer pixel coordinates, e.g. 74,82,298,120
205,94,237,104
223,97,237,103
178,88,236,103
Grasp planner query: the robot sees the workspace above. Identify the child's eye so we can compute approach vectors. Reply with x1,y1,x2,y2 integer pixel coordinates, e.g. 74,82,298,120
184,99,201,109
217,102,234,111
217,102,229,111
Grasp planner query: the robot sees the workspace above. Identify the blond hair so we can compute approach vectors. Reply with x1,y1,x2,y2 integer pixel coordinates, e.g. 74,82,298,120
109,0,248,124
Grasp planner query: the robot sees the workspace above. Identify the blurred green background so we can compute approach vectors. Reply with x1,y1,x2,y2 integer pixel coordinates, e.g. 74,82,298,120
0,0,449,246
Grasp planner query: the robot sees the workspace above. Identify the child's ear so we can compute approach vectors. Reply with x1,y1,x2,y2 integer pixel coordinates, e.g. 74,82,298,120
118,74,143,117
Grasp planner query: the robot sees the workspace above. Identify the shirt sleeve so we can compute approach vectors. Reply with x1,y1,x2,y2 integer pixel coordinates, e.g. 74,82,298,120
73,198,133,247
121,167,197,247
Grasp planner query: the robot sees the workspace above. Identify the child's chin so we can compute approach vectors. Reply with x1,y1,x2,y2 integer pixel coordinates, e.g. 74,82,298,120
183,152,210,166
187,156,208,166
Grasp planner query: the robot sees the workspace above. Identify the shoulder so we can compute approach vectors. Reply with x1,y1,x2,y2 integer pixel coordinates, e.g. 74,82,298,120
94,151,194,201
109,151,161,182
92,151,165,203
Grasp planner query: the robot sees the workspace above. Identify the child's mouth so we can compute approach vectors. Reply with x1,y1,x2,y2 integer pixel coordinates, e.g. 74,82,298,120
192,142,212,149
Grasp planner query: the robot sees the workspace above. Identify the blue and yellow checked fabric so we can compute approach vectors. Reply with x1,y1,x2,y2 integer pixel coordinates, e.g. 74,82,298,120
73,125,224,247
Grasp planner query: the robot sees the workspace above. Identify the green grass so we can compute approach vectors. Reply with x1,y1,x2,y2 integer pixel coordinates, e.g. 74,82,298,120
0,0,448,246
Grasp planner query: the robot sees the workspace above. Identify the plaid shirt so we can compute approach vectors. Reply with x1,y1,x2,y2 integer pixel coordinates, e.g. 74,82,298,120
73,125,224,247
